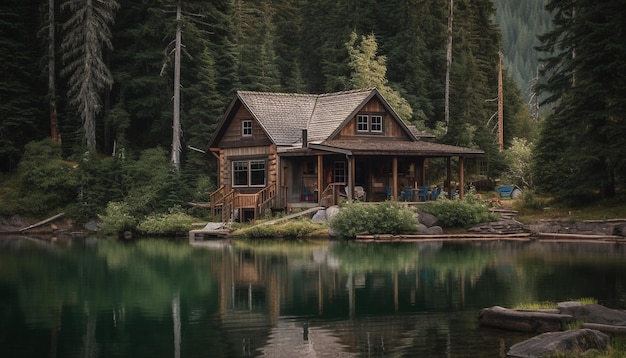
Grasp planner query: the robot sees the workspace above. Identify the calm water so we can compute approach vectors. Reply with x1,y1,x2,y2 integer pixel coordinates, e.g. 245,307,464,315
2,236,626,358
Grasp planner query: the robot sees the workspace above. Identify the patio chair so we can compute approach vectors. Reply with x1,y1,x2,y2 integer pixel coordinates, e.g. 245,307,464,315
430,187,442,200
417,186,429,201
384,186,392,200
353,186,366,201
400,186,413,201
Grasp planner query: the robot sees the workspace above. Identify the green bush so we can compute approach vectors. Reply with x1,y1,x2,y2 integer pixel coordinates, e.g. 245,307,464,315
516,189,548,211
136,206,196,236
236,224,278,239
329,201,417,238
99,201,138,235
422,195,498,227
233,219,325,240
0,139,78,216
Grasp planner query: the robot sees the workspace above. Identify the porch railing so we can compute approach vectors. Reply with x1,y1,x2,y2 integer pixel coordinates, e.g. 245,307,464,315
210,183,277,222
318,183,345,207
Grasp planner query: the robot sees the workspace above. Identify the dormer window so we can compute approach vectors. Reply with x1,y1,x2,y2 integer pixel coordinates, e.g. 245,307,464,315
242,120,252,136
356,114,383,134
357,115,368,132
371,115,382,132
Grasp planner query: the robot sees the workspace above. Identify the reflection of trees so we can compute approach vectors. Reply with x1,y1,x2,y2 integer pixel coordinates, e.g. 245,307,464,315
329,242,420,273
0,237,221,357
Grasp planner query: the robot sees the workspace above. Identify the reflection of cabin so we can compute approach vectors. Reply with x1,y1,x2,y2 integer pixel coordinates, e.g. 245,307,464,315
206,88,484,221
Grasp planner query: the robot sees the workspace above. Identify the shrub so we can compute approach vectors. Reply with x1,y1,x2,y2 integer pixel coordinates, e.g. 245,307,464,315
516,189,548,211
0,139,78,216
329,201,417,238
99,201,138,235
136,206,196,236
232,219,325,240
236,224,277,239
422,195,497,227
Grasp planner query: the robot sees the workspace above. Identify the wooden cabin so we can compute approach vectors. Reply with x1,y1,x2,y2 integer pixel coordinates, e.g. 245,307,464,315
206,88,484,221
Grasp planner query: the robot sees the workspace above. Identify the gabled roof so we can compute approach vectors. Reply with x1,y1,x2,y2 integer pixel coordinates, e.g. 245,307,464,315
207,88,484,157
207,88,417,148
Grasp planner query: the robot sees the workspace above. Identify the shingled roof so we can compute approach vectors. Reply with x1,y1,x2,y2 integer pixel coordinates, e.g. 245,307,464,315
237,88,381,145
210,88,484,157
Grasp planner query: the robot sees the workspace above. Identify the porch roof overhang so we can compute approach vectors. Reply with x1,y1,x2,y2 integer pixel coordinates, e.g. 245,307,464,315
277,139,484,157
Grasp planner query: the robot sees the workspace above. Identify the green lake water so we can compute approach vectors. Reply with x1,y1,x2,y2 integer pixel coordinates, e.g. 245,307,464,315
2,236,626,357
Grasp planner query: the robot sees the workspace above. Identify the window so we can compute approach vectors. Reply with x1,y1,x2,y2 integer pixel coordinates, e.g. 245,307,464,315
242,120,252,136
371,115,382,132
232,159,266,187
357,115,368,132
356,114,383,134
479,159,488,177
334,161,346,183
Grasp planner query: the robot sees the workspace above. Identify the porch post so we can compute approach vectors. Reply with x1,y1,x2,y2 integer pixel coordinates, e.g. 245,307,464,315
347,156,354,200
392,156,398,200
459,156,465,199
317,155,323,203
446,157,452,194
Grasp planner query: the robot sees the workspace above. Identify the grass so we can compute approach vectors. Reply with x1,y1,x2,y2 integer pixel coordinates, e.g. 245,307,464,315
476,190,626,224
513,297,597,310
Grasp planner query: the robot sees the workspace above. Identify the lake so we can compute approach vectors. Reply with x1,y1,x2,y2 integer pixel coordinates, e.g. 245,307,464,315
1,235,626,357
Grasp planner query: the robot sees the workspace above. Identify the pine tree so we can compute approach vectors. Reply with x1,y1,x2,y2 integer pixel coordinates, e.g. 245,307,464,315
60,0,119,152
534,0,626,200
0,0,47,171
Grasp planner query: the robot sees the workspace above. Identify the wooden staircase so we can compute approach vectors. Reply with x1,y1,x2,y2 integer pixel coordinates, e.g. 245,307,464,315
210,183,277,222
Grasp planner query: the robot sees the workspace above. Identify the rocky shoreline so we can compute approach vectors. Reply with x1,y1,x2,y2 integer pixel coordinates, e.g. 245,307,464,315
480,301,626,357
3,210,626,242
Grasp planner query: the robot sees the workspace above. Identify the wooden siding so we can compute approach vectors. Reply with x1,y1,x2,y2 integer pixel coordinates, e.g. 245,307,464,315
217,105,271,148
335,97,411,140
220,146,276,188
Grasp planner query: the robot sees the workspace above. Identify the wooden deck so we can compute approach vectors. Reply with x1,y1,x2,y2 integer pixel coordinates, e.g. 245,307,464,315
189,222,231,241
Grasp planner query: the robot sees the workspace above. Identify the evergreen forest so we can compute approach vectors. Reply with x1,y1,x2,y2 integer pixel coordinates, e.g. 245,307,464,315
0,0,624,222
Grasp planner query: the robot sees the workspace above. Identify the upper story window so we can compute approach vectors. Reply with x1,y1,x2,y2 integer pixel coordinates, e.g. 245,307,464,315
357,115,368,132
242,120,252,136
356,114,383,134
371,115,383,132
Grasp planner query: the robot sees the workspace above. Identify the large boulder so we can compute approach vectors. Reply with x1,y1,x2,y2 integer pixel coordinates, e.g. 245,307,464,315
508,329,608,358
558,302,626,325
417,211,439,228
312,209,327,223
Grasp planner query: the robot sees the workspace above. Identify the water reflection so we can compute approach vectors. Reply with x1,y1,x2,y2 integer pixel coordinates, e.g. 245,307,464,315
1,236,626,357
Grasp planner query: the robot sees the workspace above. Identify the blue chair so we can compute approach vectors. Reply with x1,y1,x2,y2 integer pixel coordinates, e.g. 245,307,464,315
430,187,442,200
400,186,413,201
384,186,392,200
417,186,429,201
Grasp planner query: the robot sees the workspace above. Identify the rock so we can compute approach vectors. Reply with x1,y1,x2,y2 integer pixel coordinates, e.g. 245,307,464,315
417,211,439,228
84,220,100,232
312,209,327,223
507,329,608,358
558,303,626,326
478,306,573,333
325,206,340,222
415,223,428,233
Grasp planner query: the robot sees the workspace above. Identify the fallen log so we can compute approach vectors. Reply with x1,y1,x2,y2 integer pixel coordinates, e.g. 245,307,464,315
18,213,65,233
479,306,574,333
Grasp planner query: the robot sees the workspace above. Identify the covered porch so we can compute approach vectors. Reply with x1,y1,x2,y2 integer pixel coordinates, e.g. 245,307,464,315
278,140,483,209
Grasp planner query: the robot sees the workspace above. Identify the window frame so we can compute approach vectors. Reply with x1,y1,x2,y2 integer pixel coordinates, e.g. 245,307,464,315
370,115,383,133
355,113,384,134
333,161,346,184
242,120,252,137
232,158,267,188
356,115,369,132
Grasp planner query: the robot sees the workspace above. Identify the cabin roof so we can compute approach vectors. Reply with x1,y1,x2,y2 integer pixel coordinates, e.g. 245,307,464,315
207,88,483,157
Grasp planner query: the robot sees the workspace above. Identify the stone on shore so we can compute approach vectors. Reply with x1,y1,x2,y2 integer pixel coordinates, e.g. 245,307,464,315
507,329,608,358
